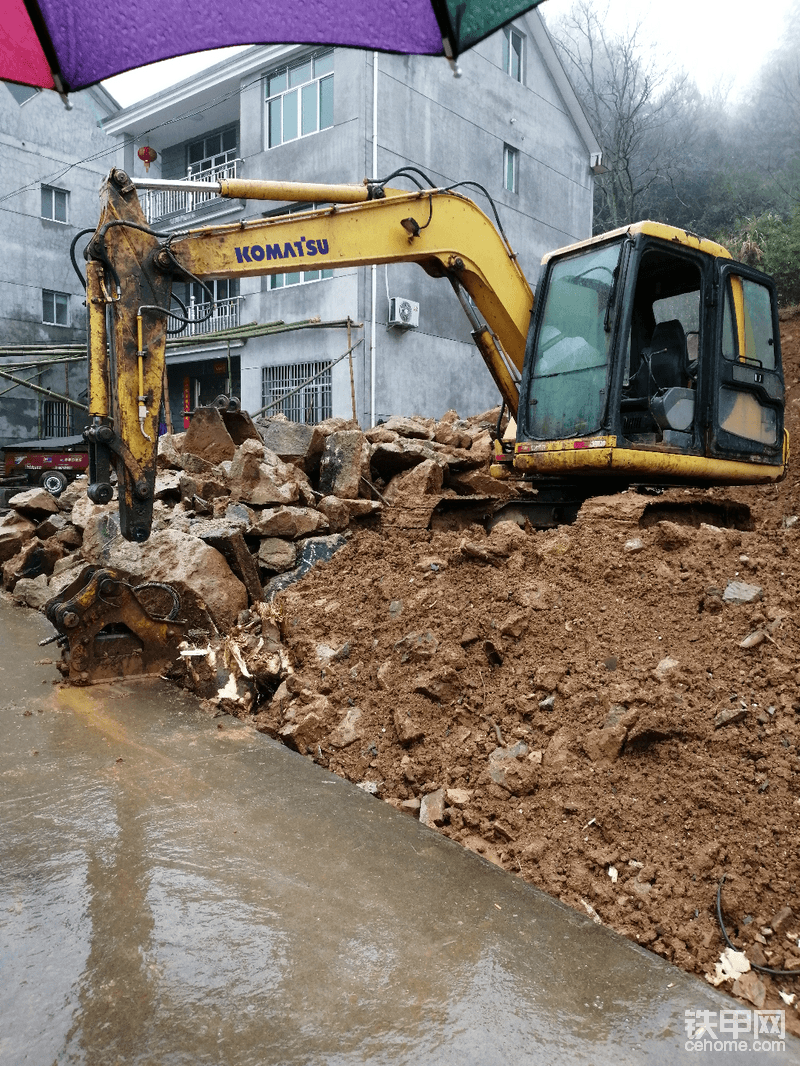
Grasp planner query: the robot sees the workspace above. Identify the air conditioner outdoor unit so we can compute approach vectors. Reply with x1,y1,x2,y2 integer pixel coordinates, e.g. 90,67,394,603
388,297,419,329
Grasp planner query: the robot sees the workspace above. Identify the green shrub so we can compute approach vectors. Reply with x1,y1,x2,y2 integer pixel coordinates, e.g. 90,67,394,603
719,211,800,307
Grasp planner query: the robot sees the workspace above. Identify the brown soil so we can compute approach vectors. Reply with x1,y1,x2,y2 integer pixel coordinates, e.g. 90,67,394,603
252,308,800,1032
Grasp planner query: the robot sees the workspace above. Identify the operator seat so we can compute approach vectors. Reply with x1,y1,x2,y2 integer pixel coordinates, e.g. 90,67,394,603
627,318,690,401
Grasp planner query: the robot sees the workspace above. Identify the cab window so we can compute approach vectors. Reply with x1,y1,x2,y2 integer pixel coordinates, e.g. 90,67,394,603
722,277,775,371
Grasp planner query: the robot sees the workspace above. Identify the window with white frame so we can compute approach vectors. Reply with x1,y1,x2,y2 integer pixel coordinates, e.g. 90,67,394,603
503,145,519,193
263,201,335,287
503,26,524,82
187,126,238,176
262,361,332,424
269,267,334,289
42,290,69,326
43,400,71,436
41,185,68,223
266,50,334,148
183,278,240,305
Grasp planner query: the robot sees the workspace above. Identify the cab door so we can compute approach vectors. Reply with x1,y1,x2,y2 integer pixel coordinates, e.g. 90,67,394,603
710,264,785,465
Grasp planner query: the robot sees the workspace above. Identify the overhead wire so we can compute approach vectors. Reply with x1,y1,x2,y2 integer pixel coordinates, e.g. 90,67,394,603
0,66,274,209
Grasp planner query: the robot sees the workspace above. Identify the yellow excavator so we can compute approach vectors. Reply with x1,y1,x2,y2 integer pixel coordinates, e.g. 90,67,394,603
80,168,787,544
43,168,788,681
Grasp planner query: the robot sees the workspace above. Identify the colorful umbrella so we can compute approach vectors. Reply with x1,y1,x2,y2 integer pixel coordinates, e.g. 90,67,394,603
2,0,546,95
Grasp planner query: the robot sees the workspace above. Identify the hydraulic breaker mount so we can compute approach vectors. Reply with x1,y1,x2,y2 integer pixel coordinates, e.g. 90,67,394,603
44,566,187,684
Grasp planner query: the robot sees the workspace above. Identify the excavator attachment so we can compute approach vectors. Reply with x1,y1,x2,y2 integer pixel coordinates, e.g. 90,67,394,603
180,395,263,464
44,567,187,684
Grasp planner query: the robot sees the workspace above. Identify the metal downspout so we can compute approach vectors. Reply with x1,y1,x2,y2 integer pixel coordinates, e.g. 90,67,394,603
370,52,378,429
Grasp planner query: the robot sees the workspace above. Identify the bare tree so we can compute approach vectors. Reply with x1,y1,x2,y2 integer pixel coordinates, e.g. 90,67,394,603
742,0,800,192
547,0,700,232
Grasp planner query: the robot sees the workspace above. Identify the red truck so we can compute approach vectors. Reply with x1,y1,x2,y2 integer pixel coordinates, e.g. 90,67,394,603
2,435,89,497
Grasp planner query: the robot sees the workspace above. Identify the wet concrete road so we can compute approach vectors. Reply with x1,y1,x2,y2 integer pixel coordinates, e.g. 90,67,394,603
1,597,796,1065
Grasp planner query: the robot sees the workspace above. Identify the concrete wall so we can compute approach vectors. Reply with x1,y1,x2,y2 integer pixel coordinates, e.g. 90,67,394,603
0,17,595,446
210,23,596,425
0,82,121,444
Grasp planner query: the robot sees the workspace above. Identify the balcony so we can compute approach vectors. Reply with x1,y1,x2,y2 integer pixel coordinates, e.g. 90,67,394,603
168,296,244,338
141,158,242,223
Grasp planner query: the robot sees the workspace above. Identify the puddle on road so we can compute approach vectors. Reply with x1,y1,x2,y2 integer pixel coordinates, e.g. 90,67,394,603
1,597,760,1066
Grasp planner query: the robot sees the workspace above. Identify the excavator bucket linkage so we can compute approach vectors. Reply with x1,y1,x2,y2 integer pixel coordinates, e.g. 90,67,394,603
44,567,187,684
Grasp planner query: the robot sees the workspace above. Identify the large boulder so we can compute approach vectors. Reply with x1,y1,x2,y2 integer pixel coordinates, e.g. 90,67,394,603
226,439,302,507
0,512,36,563
7,487,61,519
379,415,434,440
249,506,329,539
256,415,325,475
81,514,247,631
384,459,444,503
318,430,366,500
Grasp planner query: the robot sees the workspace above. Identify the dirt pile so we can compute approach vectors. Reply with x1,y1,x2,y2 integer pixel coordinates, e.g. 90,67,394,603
2,310,800,1029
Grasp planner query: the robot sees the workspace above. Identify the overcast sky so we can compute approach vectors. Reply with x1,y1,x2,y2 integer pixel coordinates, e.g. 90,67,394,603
102,0,792,106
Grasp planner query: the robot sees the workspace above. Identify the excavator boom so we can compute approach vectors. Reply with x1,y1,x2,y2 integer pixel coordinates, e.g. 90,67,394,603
84,169,533,540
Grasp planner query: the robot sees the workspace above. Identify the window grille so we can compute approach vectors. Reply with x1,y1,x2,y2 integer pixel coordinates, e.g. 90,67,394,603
167,280,243,336
262,361,332,424
43,400,71,436
267,51,334,147
41,185,68,222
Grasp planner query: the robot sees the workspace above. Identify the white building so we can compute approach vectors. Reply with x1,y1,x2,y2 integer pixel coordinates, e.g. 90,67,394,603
0,80,119,443
103,15,600,428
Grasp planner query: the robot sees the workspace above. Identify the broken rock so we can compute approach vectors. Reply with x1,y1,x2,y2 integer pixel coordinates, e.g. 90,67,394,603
12,574,51,609
380,415,434,440
653,521,693,551
732,970,767,1009
257,537,297,573
0,512,36,564
583,724,627,765
262,534,347,600
318,430,365,500
384,459,443,503
81,518,248,632
256,416,325,475
7,487,61,519
723,581,764,605
413,666,460,702
394,630,438,662
393,706,425,746
714,706,747,729
227,440,300,507
317,495,351,534
419,788,446,827
487,742,538,795
250,506,329,540
328,707,363,748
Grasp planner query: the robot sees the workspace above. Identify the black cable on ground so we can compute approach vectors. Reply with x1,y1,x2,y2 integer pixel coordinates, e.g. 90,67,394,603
716,876,800,978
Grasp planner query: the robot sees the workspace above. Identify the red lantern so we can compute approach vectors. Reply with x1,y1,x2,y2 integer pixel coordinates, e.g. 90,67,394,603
137,146,158,173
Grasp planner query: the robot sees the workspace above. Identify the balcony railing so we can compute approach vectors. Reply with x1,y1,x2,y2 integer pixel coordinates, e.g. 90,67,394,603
141,158,242,222
168,296,244,338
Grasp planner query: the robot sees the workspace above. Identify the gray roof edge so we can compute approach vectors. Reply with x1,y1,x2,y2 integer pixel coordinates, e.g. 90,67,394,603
527,10,601,160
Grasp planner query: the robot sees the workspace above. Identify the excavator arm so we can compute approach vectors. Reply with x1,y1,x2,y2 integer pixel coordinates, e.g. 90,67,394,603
84,168,534,541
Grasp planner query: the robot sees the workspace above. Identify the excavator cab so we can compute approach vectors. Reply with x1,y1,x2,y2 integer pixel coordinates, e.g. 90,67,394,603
512,223,787,487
